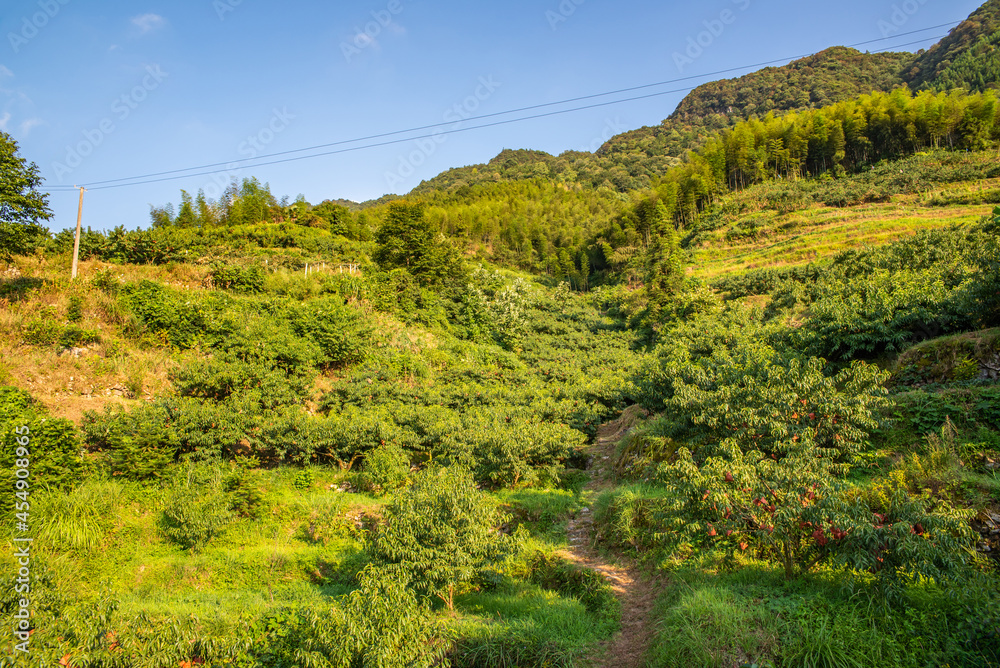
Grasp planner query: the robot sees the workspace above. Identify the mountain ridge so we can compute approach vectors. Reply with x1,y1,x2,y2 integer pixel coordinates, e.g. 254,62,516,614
407,1,1000,198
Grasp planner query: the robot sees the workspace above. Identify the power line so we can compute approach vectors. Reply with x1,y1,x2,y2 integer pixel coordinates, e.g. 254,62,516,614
79,19,957,189
84,86,701,190
67,21,961,191
85,33,948,193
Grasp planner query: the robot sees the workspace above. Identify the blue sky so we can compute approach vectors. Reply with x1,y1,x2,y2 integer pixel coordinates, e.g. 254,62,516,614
0,0,984,232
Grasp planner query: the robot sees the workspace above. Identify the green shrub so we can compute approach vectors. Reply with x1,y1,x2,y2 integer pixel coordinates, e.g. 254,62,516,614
291,297,370,367
339,566,449,667
22,317,61,346
209,263,266,293
828,482,977,605
172,355,312,410
224,458,265,518
82,403,177,480
23,315,99,349
297,496,356,544
373,466,523,609
253,567,448,666
92,268,121,292
66,295,83,323
158,462,234,551
58,324,100,348
359,442,411,496
293,468,315,491
651,310,891,462
443,411,584,489
978,388,1000,429
0,387,84,512
118,280,206,348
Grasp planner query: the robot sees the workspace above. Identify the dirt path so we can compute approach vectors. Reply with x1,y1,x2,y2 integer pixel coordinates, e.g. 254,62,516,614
559,407,663,668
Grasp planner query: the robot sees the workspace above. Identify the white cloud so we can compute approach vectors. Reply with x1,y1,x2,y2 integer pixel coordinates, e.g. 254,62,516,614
0,65,12,78
131,13,165,35
19,118,43,135
0,113,10,131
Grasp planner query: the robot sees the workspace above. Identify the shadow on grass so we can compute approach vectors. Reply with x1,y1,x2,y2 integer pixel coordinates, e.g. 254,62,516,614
0,277,46,301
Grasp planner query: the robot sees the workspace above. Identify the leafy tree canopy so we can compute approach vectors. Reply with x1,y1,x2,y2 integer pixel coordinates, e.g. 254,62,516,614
0,131,51,257
373,201,466,287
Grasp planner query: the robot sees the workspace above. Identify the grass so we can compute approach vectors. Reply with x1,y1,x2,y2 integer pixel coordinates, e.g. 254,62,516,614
498,486,583,542
687,197,992,281
591,483,678,555
645,555,1000,668
452,582,616,668
1,458,615,664
647,582,782,668
6,468,382,601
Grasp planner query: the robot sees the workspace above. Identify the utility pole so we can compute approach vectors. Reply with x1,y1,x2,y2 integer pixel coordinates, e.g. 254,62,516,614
71,186,85,280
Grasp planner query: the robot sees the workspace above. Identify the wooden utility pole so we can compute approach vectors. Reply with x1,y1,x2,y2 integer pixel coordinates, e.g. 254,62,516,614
71,186,86,280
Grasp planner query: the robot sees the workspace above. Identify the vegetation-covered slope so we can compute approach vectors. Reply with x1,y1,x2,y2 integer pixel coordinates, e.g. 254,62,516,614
600,48,913,166
1,198,998,666
1,4,1000,665
906,0,1000,90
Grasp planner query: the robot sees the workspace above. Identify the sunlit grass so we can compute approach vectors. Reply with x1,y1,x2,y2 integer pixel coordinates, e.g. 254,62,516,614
689,201,992,280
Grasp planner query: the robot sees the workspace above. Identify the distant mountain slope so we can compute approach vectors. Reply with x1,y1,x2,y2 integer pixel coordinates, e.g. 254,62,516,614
407,1,1000,199
411,49,914,196
409,148,670,195
671,47,912,120
905,0,1000,90
928,31,1000,92
599,48,912,162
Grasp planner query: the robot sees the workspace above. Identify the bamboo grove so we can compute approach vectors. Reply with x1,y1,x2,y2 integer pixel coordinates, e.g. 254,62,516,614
652,87,1000,226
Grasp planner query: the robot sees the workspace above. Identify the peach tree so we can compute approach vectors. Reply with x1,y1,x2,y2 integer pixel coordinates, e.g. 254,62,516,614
372,465,523,610
651,332,976,600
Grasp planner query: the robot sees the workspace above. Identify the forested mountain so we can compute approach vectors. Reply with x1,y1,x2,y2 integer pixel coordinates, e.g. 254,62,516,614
33,0,1000,283
412,49,915,196
410,144,678,195
600,48,913,165
414,1,1000,199
671,48,912,120
905,0,1000,90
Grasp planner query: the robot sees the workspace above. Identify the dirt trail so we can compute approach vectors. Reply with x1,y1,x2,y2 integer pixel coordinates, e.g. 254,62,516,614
559,407,663,668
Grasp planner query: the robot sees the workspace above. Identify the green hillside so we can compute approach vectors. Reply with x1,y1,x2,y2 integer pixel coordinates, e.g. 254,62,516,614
1,1,1000,665
411,48,914,196
906,0,1000,90
601,47,913,166
415,0,1000,201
